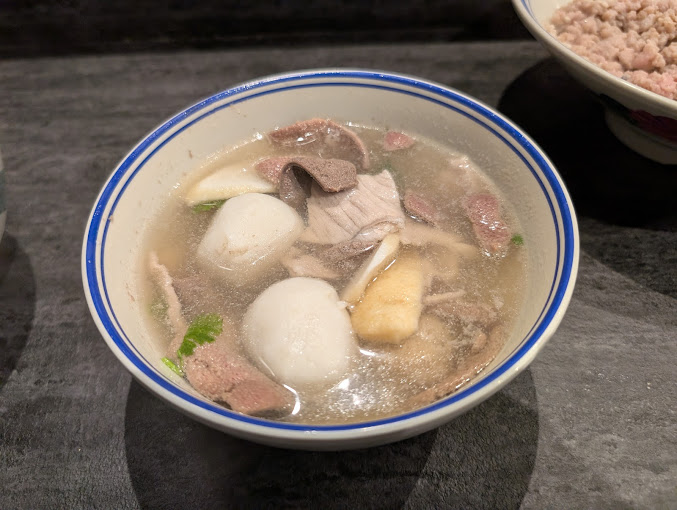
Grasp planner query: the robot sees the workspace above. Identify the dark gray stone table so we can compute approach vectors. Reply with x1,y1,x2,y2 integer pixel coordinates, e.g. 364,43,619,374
1,41,675,509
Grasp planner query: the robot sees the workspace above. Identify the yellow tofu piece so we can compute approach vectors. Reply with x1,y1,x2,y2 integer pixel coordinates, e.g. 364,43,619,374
350,249,424,344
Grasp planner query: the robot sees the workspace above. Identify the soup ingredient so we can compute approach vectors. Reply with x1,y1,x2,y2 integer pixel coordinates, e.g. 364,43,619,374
278,156,358,209
280,248,340,280
161,357,184,376
160,313,222,377
185,163,277,206
192,200,225,212
301,170,405,245
255,156,294,184
426,293,498,326
318,237,380,266
143,119,527,423
422,246,460,286
148,252,186,338
148,252,189,356
340,233,400,304
406,326,504,408
242,277,357,386
350,250,424,344
176,313,223,360
400,219,477,258
548,0,677,100
464,193,510,256
383,131,415,151
172,274,223,320
268,118,370,170
387,314,456,387
184,337,295,416
197,193,303,283
403,191,443,226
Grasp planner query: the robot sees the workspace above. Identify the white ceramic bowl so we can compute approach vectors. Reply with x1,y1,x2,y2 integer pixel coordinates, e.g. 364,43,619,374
513,0,677,164
82,69,579,450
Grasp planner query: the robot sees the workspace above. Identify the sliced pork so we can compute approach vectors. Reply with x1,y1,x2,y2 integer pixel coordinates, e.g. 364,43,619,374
148,252,187,356
405,326,505,408
184,338,295,416
268,118,370,170
300,170,405,246
318,236,379,263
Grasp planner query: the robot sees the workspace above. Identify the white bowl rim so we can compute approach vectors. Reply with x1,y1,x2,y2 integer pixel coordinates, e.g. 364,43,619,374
82,68,579,443
513,0,677,114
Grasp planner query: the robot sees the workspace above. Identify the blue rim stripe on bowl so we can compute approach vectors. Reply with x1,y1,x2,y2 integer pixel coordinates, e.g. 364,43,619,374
521,0,534,17
85,70,575,432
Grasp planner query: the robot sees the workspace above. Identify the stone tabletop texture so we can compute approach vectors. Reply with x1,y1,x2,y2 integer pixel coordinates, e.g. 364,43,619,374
0,41,675,509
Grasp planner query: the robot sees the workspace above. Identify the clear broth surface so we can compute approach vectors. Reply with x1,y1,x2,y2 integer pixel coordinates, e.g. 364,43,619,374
140,124,527,425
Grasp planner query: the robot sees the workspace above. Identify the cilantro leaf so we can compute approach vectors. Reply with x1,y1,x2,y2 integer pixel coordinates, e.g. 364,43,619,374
161,357,184,377
192,200,225,213
177,314,223,361
511,234,524,246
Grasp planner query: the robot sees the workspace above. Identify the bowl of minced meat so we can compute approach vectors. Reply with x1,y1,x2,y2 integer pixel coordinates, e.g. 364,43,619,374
513,0,677,165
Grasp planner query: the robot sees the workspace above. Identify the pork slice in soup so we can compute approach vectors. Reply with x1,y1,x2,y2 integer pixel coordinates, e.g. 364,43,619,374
140,118,527,425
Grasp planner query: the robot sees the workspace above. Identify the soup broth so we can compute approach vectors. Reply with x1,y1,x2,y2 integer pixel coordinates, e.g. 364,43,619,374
140,120,527,425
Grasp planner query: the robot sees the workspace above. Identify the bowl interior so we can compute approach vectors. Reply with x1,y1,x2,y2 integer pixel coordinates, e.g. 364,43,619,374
84,70,577,447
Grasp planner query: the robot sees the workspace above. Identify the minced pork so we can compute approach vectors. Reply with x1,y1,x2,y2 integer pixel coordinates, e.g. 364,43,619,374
548,0,677,100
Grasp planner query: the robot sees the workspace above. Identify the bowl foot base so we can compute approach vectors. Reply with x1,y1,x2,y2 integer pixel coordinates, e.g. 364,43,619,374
604,109,677,165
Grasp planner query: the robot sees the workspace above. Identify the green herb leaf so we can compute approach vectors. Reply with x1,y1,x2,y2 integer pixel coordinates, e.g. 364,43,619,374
511,234,524,246
192,200,225,213
177,314,223,360
161,357,184,377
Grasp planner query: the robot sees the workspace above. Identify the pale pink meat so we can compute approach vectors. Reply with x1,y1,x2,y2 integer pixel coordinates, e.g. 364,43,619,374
268,118,370,170
405,326,504,408
147,252,186,357
464,193,510,256
301,169,405,245
184,340,295,416
383,131,415,151
318,236,379,262
403,191,443,226
425,293,498,326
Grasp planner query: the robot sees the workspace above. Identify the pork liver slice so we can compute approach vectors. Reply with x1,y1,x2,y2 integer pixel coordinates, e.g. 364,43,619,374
268,118,370,170
464,193,510,256
184,339,295,416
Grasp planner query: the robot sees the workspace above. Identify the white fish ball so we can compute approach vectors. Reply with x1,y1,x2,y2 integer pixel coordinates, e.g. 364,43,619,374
197,193,303,284
243,277,357,387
